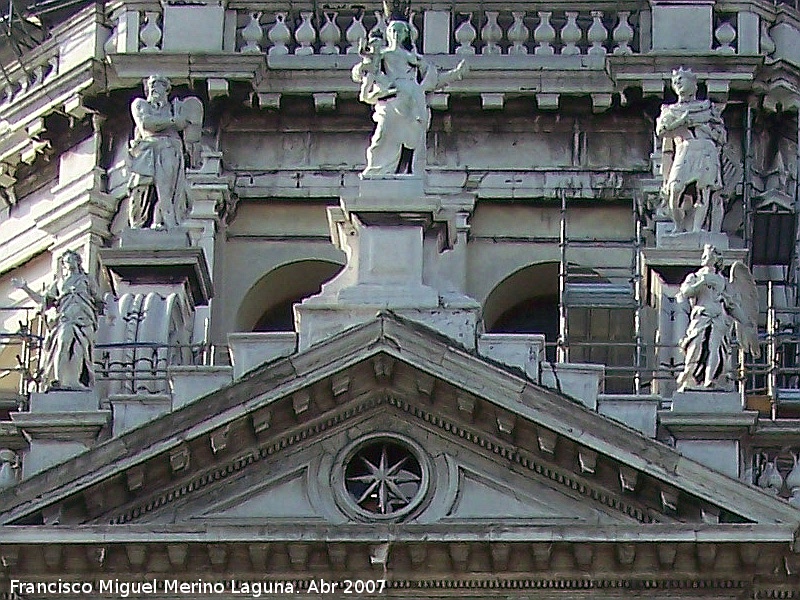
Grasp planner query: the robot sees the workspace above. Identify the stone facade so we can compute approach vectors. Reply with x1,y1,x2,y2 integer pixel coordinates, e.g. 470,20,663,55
0,1,800,597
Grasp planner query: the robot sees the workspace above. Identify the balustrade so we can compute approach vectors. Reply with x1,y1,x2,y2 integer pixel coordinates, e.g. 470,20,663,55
98,2,800,59
751,448,800,505
0,48,59,110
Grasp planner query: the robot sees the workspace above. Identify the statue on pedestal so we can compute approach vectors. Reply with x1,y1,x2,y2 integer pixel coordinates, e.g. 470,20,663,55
352,1,467,177
12,251,105,391
656,68,728,234
127,75,204,229
676,244,760,391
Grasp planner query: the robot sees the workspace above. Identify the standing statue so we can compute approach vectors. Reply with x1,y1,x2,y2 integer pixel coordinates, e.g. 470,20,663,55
352,2,467,177
676,244,760,391
127,75,204,230
12,251,105,391
656,68,728,234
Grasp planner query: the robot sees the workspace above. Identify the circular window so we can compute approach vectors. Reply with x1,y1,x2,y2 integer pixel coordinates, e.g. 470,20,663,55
334,434,430,521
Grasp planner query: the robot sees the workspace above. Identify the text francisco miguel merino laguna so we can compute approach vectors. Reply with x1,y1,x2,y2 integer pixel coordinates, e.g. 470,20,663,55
10,578,383,596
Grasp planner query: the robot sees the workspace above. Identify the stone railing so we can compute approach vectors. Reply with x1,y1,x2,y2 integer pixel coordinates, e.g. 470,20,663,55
750,448,800,504
0,46,59,111
101,1,800,58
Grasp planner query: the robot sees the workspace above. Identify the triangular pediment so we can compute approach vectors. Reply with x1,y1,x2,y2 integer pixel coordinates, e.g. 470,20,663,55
445,468,586,522
134,403,639,527
200,468,320,522
2,314,799,533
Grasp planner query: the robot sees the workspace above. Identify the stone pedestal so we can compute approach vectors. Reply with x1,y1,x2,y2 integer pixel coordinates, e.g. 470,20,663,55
659,390,757,478
10,390,110,478
169,365,233,408
118,227,191,249
108,394,171,436
295,178,480,351
100,246,212,306
98,245,213,398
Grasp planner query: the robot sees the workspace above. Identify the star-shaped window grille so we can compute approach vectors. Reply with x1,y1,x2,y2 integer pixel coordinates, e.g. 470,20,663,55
344,440,423,516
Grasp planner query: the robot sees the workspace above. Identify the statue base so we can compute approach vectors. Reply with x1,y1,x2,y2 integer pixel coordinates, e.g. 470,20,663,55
28,390,99,412
118,226,191,249
295,177,479,351
10,393,110,477
671,389,743,413
657,228,730,250
659,390,757,479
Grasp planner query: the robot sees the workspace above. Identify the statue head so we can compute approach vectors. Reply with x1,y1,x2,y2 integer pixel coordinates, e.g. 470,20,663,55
59,250,83,275
383,0,411,22
145,74,171,103
385,20,412,50
671,67,698,102
701,244,723,270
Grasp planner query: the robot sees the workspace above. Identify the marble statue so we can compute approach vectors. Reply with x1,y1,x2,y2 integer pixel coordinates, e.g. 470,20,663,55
676,244,760,391
127,75,203,229
352,8,467,177
12,251,104,391
656,68,728,234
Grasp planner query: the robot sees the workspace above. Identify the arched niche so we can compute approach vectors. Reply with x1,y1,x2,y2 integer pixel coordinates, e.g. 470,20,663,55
236,259,344,332
483,262,560,336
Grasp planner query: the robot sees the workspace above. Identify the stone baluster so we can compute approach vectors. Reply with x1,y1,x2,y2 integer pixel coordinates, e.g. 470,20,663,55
320,11,341,54
756,455,784,494
612,11,635,54
139,10,162,52
787,453,800,505
2,84,14,106
507,11,529,55
241,12,263,54
534,12,556,55
561,12,581,55
294,11,316,55
454,13,477,55
16,73,28,97
31,64,44,87
268,13,291,56
760,21,776,56
368,11,386,41
345,13,367,54
409,10,419,49
0,449,18,490
587,11,608,55
481,11,502,55
104,19,119,55
714,18,736,54
46,55,58,80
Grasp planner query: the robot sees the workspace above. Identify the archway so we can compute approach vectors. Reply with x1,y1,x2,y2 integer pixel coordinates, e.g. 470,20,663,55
484,263,560,359
236,259,344,332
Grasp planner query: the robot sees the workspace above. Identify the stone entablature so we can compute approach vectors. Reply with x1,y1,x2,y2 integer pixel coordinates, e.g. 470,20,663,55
1,526,798,595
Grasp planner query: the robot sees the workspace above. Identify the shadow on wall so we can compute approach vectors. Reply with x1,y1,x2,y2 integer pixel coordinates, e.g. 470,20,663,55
236,259,344,332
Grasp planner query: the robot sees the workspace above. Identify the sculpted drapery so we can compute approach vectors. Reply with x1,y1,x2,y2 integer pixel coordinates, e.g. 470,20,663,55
13,251,104,391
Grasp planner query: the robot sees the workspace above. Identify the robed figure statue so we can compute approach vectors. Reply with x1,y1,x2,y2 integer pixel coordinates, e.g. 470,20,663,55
127,75,203,229
656,68,728,234
352,2,467,177
12,251,105,391
676,245,760,391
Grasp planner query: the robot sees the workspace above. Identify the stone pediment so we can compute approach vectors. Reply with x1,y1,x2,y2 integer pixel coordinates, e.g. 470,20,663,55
1,314,799,531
